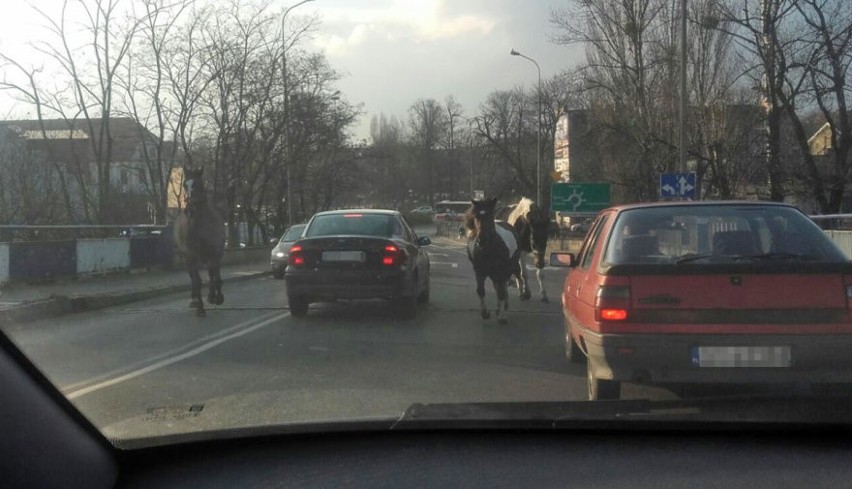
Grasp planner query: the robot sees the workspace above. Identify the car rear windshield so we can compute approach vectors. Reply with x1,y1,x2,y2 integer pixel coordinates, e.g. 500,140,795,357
603,205,849,265
281,225,306,241
305,213,399,238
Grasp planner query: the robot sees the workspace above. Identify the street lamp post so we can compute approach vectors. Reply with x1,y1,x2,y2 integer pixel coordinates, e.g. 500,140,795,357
282,0,315,225
510,49,542,204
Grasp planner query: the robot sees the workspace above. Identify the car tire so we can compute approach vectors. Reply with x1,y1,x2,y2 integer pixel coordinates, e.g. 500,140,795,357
273,270,284,280
288,295,309,317
564,318,584,364
587,355,620,400
418,274,430,304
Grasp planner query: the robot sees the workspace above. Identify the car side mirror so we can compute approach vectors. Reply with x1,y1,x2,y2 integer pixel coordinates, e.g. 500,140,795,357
417,236,432,247
270,238,279,246
550,252,576,268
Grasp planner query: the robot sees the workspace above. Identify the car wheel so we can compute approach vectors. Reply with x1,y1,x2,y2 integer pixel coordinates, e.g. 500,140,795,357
587,355,620,400
564,317,584,363
273,270,284,280
288,295,309,317
417,273,430,304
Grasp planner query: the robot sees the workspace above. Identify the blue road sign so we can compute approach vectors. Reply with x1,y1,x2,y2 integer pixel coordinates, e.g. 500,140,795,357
660,172,696,199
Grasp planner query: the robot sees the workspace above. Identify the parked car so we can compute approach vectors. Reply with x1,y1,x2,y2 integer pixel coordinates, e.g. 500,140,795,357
284,209,431,318
569,218,594,234
270,223,307,279
551,201,852,400
410,205,435,215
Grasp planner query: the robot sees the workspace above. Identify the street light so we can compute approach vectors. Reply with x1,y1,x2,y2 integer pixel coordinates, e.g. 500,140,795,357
282,0,315,225
510,48,542,204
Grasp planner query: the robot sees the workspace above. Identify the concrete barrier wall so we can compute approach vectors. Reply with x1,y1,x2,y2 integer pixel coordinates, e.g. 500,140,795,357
0,243,8,284
8,241,77,281
0,235,270,285
77,239,131,274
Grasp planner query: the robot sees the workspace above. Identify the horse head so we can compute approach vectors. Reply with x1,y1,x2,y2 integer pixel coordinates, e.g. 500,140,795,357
466,197,498,245
182,166,207,211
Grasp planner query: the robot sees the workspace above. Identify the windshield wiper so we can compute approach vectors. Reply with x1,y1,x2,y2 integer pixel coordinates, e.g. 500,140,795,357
675,252,817,265
675,254,715,264
746,252,818,261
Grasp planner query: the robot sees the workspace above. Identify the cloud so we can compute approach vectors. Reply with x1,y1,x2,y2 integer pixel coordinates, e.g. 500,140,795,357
314,0,496,55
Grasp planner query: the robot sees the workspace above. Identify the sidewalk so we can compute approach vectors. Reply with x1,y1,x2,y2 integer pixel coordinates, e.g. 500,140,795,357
0,261,270,324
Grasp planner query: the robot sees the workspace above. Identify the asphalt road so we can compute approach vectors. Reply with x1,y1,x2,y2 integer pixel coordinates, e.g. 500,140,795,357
3,236,674,441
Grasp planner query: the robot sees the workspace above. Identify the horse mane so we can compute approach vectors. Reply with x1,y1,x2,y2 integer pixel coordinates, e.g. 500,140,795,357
507,197,536,225
463,205,477,239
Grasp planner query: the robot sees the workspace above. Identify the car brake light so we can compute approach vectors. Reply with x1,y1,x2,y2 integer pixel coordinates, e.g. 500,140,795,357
383,244,401,266
600,308,628,321
596,285,630,322
289,245,304,266
344,213,363,218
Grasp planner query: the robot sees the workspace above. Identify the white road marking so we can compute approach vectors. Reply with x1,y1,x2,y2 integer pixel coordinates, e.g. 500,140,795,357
431,261,459,268
65,312,287,400
427,252,450,257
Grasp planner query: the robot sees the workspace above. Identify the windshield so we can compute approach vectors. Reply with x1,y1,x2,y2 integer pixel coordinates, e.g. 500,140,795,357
604,206,849,265
281,225,306,242
2,0,852,450
304,214,398,237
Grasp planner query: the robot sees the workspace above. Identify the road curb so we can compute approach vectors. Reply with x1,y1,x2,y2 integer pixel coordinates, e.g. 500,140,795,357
0,270,271,326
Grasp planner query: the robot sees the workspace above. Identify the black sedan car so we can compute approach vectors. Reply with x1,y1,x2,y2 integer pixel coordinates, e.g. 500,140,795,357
284,209,431,318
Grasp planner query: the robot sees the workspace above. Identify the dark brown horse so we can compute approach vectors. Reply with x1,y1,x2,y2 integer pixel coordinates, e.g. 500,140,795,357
174,167,225,317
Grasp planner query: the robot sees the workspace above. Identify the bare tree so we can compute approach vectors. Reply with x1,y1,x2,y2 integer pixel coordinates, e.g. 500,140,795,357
408,98,448,204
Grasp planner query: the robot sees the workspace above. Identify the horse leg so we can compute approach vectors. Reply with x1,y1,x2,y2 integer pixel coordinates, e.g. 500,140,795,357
476,271,490,320
536,267,549,303
517,255,531,301
207,262,224,305
187,261,205,317
494,278,509,325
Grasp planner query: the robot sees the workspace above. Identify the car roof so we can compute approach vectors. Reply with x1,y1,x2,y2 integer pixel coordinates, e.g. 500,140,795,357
313,209,400,216
605,200,798,213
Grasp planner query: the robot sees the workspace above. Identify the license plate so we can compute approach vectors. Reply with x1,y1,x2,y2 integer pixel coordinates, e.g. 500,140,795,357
321,251,365,262
690,346,791,368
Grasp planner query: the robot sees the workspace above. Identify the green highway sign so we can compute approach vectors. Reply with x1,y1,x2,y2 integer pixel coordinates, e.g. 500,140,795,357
551,182,611,214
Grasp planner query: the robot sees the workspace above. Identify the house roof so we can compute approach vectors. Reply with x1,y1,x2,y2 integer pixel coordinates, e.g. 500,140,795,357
0,117,160,162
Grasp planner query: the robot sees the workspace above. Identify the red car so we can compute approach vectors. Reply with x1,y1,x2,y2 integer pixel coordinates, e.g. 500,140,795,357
551,201,852,400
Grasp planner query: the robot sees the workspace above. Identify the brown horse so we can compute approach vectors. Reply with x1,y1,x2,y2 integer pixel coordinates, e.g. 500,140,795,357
174,166,225,317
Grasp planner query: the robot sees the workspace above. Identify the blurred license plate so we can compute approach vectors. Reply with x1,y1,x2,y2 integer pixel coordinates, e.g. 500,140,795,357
322,251,365,262
691,346,791,368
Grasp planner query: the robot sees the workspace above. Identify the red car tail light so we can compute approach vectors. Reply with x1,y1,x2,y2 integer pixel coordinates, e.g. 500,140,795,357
289,245,304,266
595,285,630,322
383,244,402,266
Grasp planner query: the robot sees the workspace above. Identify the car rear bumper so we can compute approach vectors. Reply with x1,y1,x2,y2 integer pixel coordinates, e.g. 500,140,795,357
581,328,852,385
285,268,411,301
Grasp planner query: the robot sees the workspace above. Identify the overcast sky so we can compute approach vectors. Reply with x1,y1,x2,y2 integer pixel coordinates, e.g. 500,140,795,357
0,0,584,141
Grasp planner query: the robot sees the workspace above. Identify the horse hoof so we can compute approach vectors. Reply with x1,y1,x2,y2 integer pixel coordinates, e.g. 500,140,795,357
196,309,206,317
497,317,508,325
521,291,532,301
189,299,201,308
481,311,491,320
541,296,550,304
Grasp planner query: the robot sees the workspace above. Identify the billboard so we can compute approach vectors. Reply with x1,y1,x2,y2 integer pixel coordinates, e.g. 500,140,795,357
553,112,570,182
